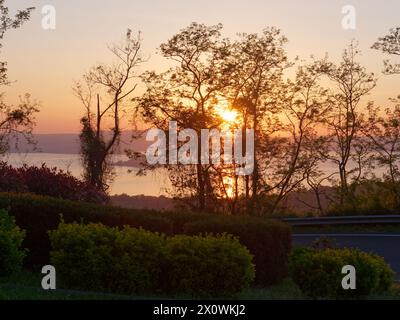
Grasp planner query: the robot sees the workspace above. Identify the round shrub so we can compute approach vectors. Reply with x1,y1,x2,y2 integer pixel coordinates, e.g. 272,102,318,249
289,247,395,299
0,192,172,268
183,216,291,286
112,226,167,294
165,234,255,298
49,222,166,294
0,209,26,277
49,222,255,297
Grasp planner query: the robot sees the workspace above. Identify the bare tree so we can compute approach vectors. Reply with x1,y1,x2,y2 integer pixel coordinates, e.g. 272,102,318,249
267,63,333,214
74,29,144,193
361,103,400,206
319,42,377,205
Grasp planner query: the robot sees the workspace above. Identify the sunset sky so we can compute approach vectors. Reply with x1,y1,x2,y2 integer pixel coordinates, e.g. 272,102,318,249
3,0,400,133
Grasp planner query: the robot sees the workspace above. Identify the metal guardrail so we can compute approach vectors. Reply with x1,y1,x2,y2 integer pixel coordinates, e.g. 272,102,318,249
283,215,400,226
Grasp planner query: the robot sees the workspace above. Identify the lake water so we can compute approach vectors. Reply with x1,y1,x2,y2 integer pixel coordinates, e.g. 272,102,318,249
1,153,171,196
2,153,387,196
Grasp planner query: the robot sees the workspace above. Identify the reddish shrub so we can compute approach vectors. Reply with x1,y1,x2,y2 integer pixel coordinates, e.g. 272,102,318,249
0,162,107,203
0,162,26,192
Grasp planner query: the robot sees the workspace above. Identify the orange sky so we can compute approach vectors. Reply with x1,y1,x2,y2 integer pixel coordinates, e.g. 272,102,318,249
3,0,400,133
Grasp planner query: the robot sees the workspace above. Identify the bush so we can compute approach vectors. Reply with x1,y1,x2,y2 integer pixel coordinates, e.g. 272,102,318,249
0,162,107,203
165,234,255,297
289,247,395,299
49,222,166,294
0,209,26,277
0,192,172,267
183,216,292,286
49,222,255,297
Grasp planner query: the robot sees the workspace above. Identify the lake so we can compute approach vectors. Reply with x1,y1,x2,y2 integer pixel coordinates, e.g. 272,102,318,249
1,153,387,196
1,153,171,196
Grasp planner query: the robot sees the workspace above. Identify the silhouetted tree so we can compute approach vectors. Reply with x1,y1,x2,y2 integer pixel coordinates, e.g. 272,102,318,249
268,63,333,214
319,42,377,205
138,23,230,212
372,27,400,75
224,28,289,214
74,29,144,193
361,103,400,206
0,2,37,154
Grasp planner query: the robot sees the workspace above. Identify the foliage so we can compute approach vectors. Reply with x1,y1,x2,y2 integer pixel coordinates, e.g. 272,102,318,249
0,162,107,203
326,180,400,215
165,234,255,297
49,222,255,297
289,247,395,299
183,215,292,286
0,209,26,277
75,29,144,192
372,27,400,74
311,236,337,250
0,191,291,286
49,222,166,294
0,192,172,267
0,3,38,154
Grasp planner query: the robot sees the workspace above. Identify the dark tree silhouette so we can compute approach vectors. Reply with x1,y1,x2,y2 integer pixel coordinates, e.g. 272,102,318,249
74,29,144,193
224,28,289,214
318,43,377,206
372,27,400,75
0,2,37,154
138,23,230,212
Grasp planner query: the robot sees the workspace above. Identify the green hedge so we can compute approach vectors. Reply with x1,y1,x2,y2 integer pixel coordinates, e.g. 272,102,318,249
183,216,292,286
0,192,291,287
49,222,166,294
0,193,172,267
289,247,395,299
165,234,255,297
49,222,255,297
0,209,26,277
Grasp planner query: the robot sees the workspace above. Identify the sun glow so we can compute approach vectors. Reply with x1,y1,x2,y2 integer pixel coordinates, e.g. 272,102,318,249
223,176,235,198
219,109,238,123
215,100,240,126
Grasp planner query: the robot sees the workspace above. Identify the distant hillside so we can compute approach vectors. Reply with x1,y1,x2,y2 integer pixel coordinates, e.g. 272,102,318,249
9,131,151,155
110,194,176,211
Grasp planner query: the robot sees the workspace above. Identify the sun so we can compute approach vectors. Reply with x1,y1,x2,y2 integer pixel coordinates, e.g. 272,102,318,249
215,100,239,125
223,176,235,198
219,109,238,123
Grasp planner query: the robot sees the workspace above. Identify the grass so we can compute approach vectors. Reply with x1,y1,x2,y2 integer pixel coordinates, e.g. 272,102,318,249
1,272,399,300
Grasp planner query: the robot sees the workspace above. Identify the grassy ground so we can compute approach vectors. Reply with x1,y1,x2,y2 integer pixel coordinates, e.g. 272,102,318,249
1,272,399,300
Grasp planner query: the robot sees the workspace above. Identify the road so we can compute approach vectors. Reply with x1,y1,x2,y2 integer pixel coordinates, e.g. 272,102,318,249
293,234,400,280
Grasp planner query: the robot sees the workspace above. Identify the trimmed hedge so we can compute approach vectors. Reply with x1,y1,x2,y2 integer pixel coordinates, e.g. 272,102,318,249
49,222,255,297
0,209,26,277
165,234,255,297
0,192,292,287
0,192,172,267
49,223,167,294
289,247,395,299
183,216,292,286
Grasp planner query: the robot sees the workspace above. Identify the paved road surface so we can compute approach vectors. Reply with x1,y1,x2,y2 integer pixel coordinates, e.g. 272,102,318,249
293,234,400,280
